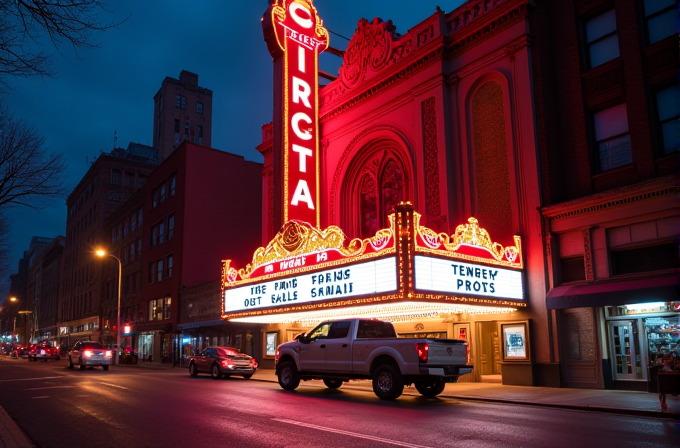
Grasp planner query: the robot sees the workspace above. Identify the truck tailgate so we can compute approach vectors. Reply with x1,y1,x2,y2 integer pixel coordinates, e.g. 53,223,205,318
427,340,467,365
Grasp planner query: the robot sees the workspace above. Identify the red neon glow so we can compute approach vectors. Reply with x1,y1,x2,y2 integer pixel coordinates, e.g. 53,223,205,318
267,0,328,226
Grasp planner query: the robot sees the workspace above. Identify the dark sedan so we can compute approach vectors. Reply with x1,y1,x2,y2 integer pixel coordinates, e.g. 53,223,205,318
188,346,257,379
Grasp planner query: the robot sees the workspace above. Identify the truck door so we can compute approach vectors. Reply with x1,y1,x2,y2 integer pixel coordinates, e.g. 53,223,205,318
299,322,331,371
324,320,352,372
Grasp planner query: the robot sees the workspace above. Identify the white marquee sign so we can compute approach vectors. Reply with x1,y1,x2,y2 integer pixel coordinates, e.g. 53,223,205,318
223,257,397,313
414,255,524,300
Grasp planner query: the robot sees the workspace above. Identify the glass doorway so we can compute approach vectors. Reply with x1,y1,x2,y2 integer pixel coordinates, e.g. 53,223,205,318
610,321,637,380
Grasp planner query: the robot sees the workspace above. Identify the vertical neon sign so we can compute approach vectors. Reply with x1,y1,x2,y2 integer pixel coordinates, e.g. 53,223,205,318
263,0,328,228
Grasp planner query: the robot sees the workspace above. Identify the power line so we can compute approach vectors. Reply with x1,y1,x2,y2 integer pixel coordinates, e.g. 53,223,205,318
328,29,351,41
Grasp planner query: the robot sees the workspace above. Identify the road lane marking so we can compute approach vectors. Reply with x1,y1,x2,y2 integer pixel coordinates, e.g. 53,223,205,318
32,396,49,399
0,376,67,382
25,386,74,390
99,382,129,390
273,418,435,448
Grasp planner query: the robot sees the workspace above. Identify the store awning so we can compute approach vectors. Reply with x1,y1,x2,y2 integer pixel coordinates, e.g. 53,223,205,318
546,274,679,310
177,319,225,330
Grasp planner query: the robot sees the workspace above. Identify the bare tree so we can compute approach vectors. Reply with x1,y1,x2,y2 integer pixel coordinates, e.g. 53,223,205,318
0,0,123,88
0,211,11,289
0,101,67,209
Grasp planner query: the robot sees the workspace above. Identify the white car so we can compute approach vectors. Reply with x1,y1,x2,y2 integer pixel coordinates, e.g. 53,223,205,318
68,341,113,370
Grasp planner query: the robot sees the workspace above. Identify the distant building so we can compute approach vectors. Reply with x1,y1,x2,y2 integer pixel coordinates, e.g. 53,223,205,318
57,143,159,348
152,70,213,160
8,236,53,344
37,237,65,344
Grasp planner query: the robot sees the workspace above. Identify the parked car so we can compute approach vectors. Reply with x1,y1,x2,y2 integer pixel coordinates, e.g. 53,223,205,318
68,341,113,370
28,341,61,361
188,346,257,379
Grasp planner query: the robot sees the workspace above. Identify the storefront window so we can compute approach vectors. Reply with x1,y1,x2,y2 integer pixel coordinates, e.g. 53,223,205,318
646,316,680,366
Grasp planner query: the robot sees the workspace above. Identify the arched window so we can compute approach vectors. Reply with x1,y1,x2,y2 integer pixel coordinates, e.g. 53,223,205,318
360,174,378,237
357,155,406,238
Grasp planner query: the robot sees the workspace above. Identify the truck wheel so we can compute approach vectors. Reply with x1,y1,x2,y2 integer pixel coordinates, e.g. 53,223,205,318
323,379,343,389
278,361,300,391
415,378,446,397
372,364,404,400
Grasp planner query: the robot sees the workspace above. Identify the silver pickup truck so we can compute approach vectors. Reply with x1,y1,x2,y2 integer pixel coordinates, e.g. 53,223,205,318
275,318,472,400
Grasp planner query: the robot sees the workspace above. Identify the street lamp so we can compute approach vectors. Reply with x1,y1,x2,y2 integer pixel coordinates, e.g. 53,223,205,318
18,310,32,345
96,249,121,365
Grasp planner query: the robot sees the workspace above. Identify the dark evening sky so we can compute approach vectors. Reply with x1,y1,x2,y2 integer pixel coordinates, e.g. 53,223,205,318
3,0,465,289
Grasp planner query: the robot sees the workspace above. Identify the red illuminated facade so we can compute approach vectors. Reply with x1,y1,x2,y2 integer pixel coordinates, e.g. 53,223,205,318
249,0,678,388
251,0,548,383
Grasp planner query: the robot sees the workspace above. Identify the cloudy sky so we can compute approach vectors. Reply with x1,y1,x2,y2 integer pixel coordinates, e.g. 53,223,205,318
3,0,465,287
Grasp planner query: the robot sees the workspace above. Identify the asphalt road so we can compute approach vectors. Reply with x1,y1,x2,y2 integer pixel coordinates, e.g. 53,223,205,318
0,358,678,448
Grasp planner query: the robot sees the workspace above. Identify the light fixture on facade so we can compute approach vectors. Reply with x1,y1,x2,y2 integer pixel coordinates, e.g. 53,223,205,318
625,302,667,311
230,302,517,326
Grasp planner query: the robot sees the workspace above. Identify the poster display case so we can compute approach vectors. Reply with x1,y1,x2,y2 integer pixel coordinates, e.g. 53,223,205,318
500,321,530,362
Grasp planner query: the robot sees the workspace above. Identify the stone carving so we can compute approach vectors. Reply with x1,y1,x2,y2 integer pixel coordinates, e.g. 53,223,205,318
422,97,442,229
339,18,401,90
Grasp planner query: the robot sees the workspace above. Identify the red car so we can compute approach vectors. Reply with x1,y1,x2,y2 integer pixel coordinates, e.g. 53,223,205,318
28,341,61,361
188,347,258,379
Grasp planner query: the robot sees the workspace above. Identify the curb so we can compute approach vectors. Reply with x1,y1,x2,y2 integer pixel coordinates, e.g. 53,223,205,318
249,375,680,421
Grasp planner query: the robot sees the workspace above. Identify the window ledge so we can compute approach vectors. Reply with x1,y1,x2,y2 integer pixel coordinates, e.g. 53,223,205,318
592,163,635,180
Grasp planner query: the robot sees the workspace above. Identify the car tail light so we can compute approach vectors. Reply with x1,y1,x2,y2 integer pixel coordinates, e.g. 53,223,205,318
105,350,113,358
221,359,234,369
84,350,93,358
416,343,429,363
275,349,280,364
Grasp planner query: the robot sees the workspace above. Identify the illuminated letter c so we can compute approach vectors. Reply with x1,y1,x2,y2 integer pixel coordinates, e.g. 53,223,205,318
290,2,313,29
291,112,312,140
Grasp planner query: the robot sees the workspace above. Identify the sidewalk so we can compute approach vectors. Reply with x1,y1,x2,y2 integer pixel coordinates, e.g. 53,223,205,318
1,364,678,448
249,369,680,420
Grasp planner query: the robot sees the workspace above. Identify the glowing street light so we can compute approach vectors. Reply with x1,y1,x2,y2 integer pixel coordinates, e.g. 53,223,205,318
17,310,32,345
96,249,121,365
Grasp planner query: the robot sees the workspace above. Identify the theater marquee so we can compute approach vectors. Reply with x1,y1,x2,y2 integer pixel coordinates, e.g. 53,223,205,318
222,205,525,321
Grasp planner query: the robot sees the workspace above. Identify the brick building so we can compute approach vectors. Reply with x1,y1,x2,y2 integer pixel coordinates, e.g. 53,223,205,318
57,143,159,348
138,141,262,364
152,70,213,161
532,0,679,390
36,237,65,344
100,190,145,361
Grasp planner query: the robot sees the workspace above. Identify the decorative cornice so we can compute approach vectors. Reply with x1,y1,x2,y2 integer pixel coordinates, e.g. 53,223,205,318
320,46,444,121
541,175,679,220
444,0,531,58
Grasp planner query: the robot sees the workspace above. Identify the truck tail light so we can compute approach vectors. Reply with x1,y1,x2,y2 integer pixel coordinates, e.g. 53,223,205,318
416,343,429,363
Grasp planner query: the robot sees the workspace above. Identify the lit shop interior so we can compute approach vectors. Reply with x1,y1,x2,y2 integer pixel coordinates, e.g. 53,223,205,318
604,301,679,390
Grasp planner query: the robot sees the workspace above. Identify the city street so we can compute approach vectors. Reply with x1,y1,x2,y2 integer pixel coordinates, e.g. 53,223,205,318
1,357,678,448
